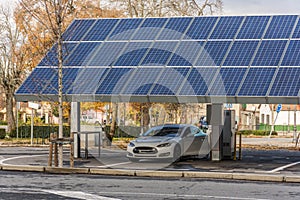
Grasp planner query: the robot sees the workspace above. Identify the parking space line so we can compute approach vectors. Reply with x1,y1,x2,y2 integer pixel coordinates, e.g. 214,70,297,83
268,161,300,173
0,155,45,165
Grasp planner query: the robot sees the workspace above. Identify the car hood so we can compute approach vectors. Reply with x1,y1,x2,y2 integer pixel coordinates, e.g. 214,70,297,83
135,136,174,144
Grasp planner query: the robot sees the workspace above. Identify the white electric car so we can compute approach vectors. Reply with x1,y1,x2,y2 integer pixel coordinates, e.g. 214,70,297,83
127,124,210,162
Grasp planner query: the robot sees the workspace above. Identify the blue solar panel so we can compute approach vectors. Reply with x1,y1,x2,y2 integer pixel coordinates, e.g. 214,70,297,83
184,17,217,39
282,40,300,66
16,68,55,94
62,19,96,41
239,68,276,96
237,16,270,39
264,15,297,39
65,42,101,66
270,68,300,96
157,17,192,40
292,20,300,38
122,68,163,95
179,67,218,95
210,16,244,39
168,41,204,66
209,68,247,95
151,68,191,95
70,68,108,94
223,41,259,66
88,42,127,66
132,18,167,40
108,18,143,40
96,68,134,94
114,42,151,66
141,42,178,66
252,40,287,66
38,43,77,66
195,41,231,66
83,19,119,41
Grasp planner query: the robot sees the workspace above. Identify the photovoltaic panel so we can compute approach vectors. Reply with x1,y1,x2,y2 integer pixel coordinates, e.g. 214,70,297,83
131,18,168,40
184,17,217,39
96,68,134,94
141,42,178,66
282,40,300,66
237,16,270,39
168,41,204,66
252,40,287,66
264,15,297,39
150,68,191,95
179,67,218,95
88,42,127,66
238,68,276,96
65,42,101,66
209,68,247,96
62,19,96,41
195,41,231,66
71,68,109,94
157,17,192,40
210,16,244,39
42,68,80,94
122,68,163,95
38,43,77,66
269,68,300,96
83,19,119,41
292,20,300,38
108,18,143,40
114,42,151,66
223,41,259,66
16,68,55,94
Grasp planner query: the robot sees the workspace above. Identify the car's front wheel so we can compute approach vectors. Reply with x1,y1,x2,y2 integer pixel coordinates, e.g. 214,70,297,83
172,144,181,163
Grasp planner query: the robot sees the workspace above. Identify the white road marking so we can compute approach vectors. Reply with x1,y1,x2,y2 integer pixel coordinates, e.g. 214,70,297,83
268,161,300,173
0,155,45,165
97,191,270,200
87,161,131,168
43,190,121,200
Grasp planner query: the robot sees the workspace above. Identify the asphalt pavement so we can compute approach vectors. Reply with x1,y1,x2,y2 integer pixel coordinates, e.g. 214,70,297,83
0,136,300,183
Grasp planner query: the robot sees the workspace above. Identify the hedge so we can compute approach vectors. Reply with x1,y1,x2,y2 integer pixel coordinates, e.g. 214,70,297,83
237,130,278,136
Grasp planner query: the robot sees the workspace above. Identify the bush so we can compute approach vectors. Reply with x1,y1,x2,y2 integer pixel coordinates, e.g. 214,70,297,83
237,130,277,136
0,129,6,139
9,125,70,138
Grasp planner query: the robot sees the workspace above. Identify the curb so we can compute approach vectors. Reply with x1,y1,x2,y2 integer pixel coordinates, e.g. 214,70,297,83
90,168,135,176
1,165,45,172
0,165,299,183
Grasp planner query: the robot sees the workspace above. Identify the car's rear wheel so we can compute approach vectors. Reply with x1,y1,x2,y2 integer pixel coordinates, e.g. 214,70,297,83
172,144,181,163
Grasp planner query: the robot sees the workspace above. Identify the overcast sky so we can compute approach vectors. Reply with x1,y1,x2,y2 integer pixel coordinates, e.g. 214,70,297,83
0,0,300,15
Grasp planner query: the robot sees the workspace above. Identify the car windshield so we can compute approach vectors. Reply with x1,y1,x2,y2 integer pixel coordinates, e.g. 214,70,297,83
142,126,182,137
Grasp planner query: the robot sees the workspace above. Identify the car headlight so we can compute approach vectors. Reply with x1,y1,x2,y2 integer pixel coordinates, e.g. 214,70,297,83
128,142,135,147
157,143,171,148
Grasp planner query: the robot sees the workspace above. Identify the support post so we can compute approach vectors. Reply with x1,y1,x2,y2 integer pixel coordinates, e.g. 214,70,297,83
70,132,74,168
71,102,81,158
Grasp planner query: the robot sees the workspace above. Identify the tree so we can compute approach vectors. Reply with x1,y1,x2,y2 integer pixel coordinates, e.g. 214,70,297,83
109,0,223,17
0,6,28,133
17,0,123,166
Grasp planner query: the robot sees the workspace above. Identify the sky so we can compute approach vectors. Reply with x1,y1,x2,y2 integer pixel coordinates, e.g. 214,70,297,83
0,0,300,15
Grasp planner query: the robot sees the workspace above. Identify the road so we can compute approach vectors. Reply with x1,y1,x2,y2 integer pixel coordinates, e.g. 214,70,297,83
0,171,299,200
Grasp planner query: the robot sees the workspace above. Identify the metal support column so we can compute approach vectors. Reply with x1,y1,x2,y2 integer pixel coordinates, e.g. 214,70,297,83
71,102,81,158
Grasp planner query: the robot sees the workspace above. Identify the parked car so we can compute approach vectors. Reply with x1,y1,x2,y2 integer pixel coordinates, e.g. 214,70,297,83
126,124,210,162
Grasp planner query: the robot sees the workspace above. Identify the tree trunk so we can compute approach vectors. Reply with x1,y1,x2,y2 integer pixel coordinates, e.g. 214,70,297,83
141,103,150,132
5,92,16,134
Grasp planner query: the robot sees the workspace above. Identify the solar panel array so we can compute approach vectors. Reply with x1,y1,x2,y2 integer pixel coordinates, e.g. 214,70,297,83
16,15,300,103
